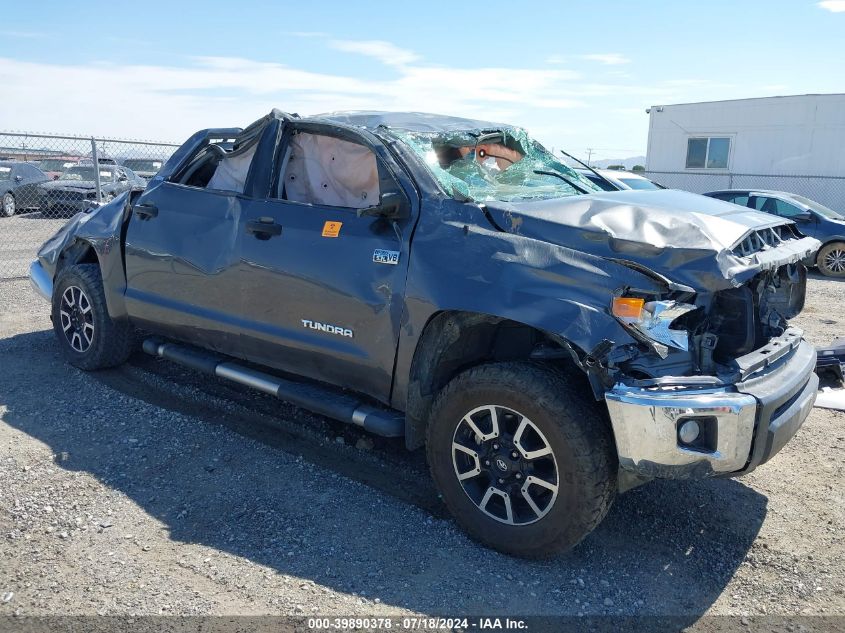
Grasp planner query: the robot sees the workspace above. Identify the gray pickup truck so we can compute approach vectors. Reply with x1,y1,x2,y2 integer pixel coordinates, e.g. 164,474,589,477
31,110,820,558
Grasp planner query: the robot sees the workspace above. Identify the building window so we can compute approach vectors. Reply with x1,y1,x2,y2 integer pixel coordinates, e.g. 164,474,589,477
685,137,730,169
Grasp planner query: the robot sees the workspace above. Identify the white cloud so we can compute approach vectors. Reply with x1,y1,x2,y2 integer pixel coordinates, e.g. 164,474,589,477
329,39,420,67
0,37,797,157
0,53,585,141
580,53,631,65
818,0,845,12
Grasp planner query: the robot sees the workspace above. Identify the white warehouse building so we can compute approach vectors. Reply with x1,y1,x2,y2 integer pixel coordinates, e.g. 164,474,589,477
644,93,845,212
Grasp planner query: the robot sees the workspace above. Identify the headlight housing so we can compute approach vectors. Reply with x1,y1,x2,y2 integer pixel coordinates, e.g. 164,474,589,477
611,296,698,354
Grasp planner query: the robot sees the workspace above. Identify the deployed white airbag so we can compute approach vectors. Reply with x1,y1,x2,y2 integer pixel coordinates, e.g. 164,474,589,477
207,143,257,193
283,133,379,209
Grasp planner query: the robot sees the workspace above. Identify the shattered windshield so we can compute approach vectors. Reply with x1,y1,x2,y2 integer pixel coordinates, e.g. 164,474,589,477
391,127,601,202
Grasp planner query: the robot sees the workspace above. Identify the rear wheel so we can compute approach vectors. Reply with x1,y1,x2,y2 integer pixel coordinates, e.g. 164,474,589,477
2,192,15,217
426,362,617,558
817,242,845,278
51,264,133,370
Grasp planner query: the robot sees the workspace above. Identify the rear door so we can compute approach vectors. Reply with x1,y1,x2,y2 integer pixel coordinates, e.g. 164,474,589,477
123,120,279,355
237,123,417,402
14,164,48,209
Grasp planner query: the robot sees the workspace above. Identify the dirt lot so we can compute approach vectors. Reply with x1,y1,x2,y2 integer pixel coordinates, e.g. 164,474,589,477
0,212,67,280
0,272,843,626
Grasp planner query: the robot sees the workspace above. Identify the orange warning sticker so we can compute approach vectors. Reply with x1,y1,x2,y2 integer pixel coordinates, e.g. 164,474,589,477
322,221,342,238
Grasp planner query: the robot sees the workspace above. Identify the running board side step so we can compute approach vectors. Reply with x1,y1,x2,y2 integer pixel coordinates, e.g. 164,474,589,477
142,339,405,438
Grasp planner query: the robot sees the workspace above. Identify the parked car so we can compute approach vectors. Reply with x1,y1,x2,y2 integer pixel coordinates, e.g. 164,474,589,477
37,157,82,181
576,168,666,191
121,158,165,181
0,161,49,217
704,189,845,277
38,165,145,215
30,110,820,558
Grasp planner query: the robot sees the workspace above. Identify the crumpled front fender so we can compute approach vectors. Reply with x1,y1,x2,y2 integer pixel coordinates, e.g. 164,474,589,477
37,191,132,319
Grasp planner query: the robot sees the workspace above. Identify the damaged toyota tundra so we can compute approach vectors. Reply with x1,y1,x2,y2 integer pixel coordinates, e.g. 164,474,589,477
30,110,820,557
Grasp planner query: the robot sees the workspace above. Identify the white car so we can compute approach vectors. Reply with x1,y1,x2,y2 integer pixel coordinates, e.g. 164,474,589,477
577,168,666,191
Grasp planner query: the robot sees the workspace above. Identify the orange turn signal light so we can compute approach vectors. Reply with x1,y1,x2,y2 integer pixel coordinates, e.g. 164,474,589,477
612,297,644,320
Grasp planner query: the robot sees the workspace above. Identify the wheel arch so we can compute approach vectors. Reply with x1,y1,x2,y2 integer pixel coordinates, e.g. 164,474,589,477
56,239,100,275
53,237,128,319
403,309,591,450
815,237,845,257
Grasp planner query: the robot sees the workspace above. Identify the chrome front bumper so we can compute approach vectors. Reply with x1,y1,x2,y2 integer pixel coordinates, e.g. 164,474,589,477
29,260,53,302
605,336,818,479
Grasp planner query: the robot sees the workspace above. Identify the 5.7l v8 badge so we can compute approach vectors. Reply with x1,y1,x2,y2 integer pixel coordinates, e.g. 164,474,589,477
373,249,400,265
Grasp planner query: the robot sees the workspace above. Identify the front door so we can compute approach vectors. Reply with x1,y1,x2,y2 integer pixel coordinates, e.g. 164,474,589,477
238,125,415,402
123,181,246,355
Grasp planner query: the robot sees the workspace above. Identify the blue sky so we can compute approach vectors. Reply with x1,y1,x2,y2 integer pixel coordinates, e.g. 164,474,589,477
1,0,843,162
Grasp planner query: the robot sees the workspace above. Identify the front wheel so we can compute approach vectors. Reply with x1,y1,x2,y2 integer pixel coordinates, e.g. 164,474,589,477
817,242,845,278
51,264,134,370
426,362,617,558
2,192,15,217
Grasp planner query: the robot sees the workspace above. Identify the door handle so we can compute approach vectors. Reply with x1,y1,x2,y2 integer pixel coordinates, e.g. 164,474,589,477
133,203,158,220
246,218,282,240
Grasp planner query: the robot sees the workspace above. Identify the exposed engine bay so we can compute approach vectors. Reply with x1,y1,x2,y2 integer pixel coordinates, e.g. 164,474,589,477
607,262,808,386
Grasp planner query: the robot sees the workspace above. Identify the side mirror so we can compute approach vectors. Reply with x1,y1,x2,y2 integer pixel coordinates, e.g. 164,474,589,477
793,211,813,223
357,192,408,220
14,175,22,182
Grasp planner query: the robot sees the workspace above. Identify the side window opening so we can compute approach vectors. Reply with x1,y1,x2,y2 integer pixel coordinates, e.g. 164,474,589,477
206,142,258,193
172,143,229,189
172,115,272,192
278,132,380,209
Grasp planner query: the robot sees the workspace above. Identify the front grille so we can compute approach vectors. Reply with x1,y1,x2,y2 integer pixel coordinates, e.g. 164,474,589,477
732,224,803,258
47,190,86,201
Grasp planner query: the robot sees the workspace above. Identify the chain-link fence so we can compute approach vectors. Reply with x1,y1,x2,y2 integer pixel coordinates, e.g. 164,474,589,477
645,170,845,214
0,131,179,280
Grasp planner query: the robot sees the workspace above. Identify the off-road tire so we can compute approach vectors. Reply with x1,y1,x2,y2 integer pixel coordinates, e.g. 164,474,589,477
426,361,617,558
51,264,133,370
817,241,845,278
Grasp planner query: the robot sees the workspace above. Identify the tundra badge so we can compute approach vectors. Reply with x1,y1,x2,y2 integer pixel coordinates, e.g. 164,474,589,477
301,320,353,338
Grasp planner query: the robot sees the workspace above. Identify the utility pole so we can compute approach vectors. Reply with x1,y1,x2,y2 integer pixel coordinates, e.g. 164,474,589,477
585,148,594,167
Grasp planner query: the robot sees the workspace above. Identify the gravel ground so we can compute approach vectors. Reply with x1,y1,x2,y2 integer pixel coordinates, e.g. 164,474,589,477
0,272,843,625
0,212,67,280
